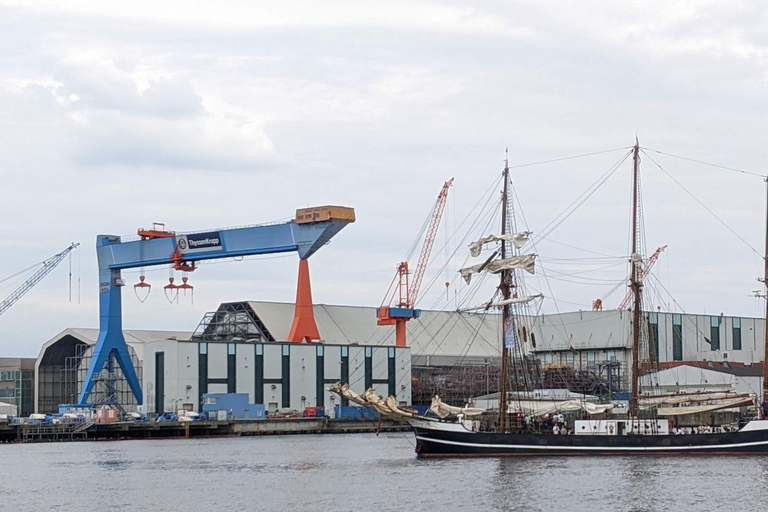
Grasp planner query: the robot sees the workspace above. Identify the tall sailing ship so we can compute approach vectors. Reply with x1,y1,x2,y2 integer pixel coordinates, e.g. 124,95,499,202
333,140,768,456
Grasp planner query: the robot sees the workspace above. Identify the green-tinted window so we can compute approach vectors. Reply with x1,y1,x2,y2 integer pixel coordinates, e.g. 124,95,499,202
672,314,683,361
710,316,720,351
733,318,742,350
648,313,659,362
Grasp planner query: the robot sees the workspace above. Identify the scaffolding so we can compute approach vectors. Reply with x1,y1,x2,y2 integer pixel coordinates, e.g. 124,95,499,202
540,360,627,399
412,360,502,406
191,302,275,343
61,344,143,413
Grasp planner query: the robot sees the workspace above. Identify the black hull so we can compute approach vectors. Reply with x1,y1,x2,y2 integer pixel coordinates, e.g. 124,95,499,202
412,421,768,457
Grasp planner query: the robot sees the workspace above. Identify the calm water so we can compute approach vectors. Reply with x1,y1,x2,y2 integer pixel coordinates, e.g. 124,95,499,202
2,432,767,511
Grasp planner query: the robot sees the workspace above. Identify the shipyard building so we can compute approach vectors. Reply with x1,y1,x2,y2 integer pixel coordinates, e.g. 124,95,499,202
34,301,499,414
529,309,766,398
0,358,35,416
32,304,768,414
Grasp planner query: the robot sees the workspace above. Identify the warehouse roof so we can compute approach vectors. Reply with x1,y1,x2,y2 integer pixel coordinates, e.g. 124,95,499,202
34,303,503,368
246,301,502,361
36,328,193,367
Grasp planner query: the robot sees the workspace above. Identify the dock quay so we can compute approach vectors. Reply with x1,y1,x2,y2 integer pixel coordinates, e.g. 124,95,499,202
0,418,409,444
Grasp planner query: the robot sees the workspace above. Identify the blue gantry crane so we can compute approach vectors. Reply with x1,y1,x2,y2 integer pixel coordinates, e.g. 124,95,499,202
78,206,355,406
0,243,79,317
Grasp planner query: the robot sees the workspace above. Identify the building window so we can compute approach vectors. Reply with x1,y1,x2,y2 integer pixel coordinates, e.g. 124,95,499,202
672,314,682,361
282,345,290,356
648,313,659,362
565,352,574,366
733,318,742,350
388,347,395,358
317,345,324,357
544,353,553,364
587,351,596,366
341,346,348,357
710,316,720,351
365,347,372,357
228,343,236,355
256,344,263,356
606,350,616,362
199,343,208,355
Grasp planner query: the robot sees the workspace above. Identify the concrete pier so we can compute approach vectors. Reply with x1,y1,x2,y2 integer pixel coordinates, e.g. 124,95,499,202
0,418,409,443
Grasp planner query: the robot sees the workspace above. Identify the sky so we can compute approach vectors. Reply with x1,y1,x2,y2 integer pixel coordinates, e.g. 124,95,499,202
0,0,767,356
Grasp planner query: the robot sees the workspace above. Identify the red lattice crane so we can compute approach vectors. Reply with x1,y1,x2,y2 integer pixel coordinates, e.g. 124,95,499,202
377,178,453,347
617,244,668,310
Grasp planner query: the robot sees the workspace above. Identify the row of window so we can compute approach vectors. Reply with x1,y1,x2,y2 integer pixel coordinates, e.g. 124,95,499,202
197,343,395,358
543,350,617,365
0,371,29,381
543,315,748,365
647,314,744,360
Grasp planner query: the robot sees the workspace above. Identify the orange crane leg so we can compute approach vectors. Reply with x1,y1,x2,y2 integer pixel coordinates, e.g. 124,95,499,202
395,319,407,347
287,259,321,343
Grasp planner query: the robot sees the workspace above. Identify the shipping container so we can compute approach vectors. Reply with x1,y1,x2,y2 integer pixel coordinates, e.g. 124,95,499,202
202,393,266,421
334,406,379,419
95,408,118,424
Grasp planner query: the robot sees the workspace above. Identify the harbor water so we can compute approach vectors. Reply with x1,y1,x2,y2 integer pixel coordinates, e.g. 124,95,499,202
2,432,768,511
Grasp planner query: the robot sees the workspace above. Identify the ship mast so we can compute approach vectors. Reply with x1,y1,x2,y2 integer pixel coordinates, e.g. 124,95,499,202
498,154,511,432
629,139,642,418
762,177,768,411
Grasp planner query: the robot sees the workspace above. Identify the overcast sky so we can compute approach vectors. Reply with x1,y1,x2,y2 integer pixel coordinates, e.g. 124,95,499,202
1,1,767,356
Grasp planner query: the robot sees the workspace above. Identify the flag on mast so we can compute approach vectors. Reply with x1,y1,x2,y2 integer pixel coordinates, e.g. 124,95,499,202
504,315,515,348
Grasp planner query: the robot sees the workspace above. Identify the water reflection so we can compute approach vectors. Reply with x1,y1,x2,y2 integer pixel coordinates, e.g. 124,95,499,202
96,448,132,471
7,437,768,511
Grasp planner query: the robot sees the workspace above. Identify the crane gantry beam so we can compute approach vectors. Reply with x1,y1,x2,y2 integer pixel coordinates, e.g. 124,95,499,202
79,207,355,407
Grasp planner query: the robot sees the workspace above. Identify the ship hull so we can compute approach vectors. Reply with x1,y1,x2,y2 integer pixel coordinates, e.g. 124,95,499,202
410,419,768,457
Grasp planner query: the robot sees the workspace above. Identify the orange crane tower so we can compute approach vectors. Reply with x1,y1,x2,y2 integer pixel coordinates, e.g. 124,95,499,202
377,179,453,347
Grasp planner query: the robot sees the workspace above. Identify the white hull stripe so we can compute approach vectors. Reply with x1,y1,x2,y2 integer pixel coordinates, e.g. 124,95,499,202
415,436,768,452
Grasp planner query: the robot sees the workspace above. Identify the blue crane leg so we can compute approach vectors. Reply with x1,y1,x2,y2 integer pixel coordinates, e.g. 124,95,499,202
78,266,143,405
77,332,112,404
112,337,143,404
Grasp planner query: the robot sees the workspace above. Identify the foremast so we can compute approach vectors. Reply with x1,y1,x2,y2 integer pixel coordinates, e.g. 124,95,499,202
498,155,512,432
629,139,643,417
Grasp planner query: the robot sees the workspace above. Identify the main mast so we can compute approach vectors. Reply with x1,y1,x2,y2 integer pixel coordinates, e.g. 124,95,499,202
762,177,768,411
498,155,511,432
629,140,642,417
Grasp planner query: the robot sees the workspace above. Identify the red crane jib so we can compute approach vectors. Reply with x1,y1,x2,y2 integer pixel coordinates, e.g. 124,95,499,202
377,178,453,346
409,178,453,307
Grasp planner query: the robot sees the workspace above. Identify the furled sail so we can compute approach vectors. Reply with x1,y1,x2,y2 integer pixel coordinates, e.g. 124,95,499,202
331,382,370,407
429,396,485,419
460,294,544,312
655,396,754,416
469,232,531,257
506,400,614,417
385,396,417,418
459,254,536,284
330,382,419,419
362,389,397,416
639,392,751,407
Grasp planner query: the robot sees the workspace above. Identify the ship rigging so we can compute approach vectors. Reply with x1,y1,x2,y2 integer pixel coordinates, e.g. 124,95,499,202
332,138,768,456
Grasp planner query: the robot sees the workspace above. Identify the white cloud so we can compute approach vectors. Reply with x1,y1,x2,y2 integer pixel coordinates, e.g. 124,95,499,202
0,1,767,356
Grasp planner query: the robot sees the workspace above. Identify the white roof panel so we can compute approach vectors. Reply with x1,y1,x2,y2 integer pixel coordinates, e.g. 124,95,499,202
247,301,502,358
